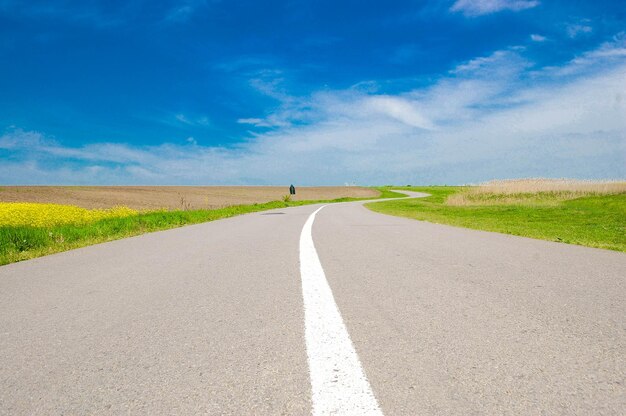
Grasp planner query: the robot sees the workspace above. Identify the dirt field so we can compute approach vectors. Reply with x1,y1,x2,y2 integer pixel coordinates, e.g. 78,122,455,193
0,186,380,210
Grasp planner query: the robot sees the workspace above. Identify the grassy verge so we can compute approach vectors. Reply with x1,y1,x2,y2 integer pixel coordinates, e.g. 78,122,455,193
366,186,626,252
375,188,408,199
1,188,396,265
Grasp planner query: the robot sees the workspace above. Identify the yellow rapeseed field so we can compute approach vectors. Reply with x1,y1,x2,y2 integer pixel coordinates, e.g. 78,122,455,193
0,203,137,227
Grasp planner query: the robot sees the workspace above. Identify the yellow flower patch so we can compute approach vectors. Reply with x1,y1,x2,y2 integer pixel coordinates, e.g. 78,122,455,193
0,203,138,227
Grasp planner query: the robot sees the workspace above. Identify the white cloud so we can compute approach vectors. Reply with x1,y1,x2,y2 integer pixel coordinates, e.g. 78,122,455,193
530,34,547,42
237,118,264,125
2,39,625,185
566,22,593,38
450,0,539,17
364,96,435,130
0,128,48,149
175,114,191,124
450,48,529,76
538,34,626,76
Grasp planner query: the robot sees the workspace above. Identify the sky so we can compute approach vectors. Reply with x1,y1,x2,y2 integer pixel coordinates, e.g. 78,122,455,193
0,0,625,185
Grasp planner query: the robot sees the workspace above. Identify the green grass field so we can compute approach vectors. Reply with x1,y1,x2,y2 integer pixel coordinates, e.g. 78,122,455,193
367,186,626,252
0,189,403,266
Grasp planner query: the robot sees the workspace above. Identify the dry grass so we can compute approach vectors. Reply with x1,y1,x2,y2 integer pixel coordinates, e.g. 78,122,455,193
448,178,626,206
0,186,379,210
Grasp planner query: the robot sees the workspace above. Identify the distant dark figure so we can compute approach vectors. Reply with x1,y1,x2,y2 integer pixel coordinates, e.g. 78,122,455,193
289,184,296,195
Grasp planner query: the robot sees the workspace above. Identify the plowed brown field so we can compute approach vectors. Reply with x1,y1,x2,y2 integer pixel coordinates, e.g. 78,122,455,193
0,186,379,210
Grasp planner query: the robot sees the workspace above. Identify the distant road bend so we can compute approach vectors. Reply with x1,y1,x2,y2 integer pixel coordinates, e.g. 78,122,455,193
1,191,624,415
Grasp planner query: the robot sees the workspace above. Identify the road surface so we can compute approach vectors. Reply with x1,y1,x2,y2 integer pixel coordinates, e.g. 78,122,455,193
1,191,624,415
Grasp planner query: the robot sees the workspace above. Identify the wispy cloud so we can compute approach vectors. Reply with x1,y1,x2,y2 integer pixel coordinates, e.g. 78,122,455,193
2,37,625,185
237,118,273,127
164,0,212,23
450,0,539,17
174,113,211,127
530,34,547,42
538,33,626,76
566,20,593,38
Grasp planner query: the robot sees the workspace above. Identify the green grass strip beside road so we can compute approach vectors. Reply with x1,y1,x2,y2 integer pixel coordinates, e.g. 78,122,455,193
367,186,626,253
1,188,403,266
375,188,408,199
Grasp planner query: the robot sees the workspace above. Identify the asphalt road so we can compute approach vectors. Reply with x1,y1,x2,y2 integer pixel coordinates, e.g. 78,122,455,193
1,192,624,415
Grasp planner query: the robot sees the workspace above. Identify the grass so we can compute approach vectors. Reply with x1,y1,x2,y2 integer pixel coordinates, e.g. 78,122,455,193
0,188,397,265
376,188,408,199
367,183,626,252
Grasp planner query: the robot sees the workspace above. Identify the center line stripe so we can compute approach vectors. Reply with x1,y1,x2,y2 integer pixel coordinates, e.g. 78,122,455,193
299,205,384,416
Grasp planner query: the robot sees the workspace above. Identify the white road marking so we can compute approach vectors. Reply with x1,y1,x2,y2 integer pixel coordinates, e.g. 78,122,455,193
299,205,384,416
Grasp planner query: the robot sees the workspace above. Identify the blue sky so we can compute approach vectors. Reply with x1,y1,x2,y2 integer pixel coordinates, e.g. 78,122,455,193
1,0,625,185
